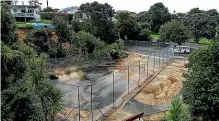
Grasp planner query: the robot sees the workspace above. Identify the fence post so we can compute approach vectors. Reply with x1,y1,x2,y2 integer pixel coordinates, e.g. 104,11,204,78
138,61,140,86
159,52,160,67
153,53,155,73
147,56,149,79
91,85,93,121
163,49,165,65
128,66,130,94
77,86,81,121
113,74,115,108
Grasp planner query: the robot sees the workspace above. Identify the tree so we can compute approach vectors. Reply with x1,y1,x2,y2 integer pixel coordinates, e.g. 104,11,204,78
27,54,63,121
42,6,55,12
182,12,218,42
183,43,219,120
71,31,108,60
1,3,18,45
79,1,116,43
146,2,171,32
1,43,63,121
137,11,148,22
188,8,203,14
25,29,52,53
115,12,139,40
52,16,71,43
1,43,43,121
162,98,191,121
1,2,63,120
216,27,219,42
138,28,151,41
160,20,189,45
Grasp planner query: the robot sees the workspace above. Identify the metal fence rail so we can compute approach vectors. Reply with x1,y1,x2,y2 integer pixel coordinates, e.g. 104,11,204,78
56,45,174,121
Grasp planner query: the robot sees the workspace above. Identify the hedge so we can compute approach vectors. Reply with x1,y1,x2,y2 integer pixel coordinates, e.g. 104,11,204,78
40,12,73,23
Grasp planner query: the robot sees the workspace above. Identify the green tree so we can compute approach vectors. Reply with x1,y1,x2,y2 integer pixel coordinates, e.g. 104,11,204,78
146,2,171,32
1,43,43,121
115,12,139,40
216,27,219,42
206,9,219,22
160,20,189,45
71,31,107,60
79,1,116,43
188,8,203,14
25,29,52,53
52,16,71,43
138,28,151,41
27,54,63,120
183,43,219,120
162,98,191,121
1,2,63,120
183,13,218,42
1,3,18,45
42,6,55,12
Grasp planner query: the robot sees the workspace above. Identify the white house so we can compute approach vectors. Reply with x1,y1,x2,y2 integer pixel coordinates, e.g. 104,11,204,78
10,5,41,22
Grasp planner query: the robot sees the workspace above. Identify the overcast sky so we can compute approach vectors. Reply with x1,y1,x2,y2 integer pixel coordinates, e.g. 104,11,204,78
21,0,219,13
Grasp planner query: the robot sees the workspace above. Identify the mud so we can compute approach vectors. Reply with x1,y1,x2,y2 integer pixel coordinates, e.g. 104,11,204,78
134,59,187,105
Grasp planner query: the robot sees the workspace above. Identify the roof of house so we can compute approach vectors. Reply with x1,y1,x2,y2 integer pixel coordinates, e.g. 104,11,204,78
58,6,79,14
11,5,39,9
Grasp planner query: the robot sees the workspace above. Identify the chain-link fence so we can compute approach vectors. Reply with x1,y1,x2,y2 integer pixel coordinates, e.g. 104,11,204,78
55,45,174,121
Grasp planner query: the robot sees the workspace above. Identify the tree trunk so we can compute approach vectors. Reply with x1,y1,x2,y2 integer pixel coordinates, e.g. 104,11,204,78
194,37,200,43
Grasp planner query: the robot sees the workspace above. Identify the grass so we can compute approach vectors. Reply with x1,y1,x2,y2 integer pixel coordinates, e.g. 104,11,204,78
16,23,34,29
189,38,213,45
150,32,160,39
40,19,52,24
16,19,52,29
198,38,212,45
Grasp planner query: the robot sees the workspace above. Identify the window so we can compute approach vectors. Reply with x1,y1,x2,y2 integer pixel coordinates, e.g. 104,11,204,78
21,10,25,13
28,10,33,13
13,8,17,12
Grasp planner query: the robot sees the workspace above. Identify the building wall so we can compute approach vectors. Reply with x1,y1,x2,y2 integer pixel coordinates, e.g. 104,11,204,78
34,8,40,21
10,6,41,22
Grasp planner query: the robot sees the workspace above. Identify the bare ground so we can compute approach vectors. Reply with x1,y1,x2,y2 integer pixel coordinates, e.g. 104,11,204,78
102,59,187,121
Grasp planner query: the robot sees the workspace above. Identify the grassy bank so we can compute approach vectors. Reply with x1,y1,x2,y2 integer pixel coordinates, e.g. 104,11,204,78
16,19,52,28
150,32,160,39
189,38,213,45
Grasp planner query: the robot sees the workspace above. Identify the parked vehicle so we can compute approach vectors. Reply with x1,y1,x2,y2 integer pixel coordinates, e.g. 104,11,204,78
173,46,190,54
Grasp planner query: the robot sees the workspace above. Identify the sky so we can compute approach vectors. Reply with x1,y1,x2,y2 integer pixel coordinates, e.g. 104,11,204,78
20,0,219,13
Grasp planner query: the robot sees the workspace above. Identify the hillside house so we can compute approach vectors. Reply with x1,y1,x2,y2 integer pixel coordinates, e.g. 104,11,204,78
10,5,41,22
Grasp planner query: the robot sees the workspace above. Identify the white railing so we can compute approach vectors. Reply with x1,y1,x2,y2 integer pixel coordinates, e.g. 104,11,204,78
14,13,34,17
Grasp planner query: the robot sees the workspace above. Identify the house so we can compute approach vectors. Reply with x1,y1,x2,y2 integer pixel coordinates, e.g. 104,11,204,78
58,6,79,14
10,5,41,22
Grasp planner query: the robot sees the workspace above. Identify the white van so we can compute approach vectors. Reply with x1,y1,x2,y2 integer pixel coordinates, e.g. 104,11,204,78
174,46,190,54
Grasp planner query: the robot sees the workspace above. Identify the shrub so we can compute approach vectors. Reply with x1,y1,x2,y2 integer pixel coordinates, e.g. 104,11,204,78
138,28,151,41
183,43,219,120
25,29,52,52
48,41,66,58
52,16,71,43
163,97,191,121
41,12,73,22
109,39,127,59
